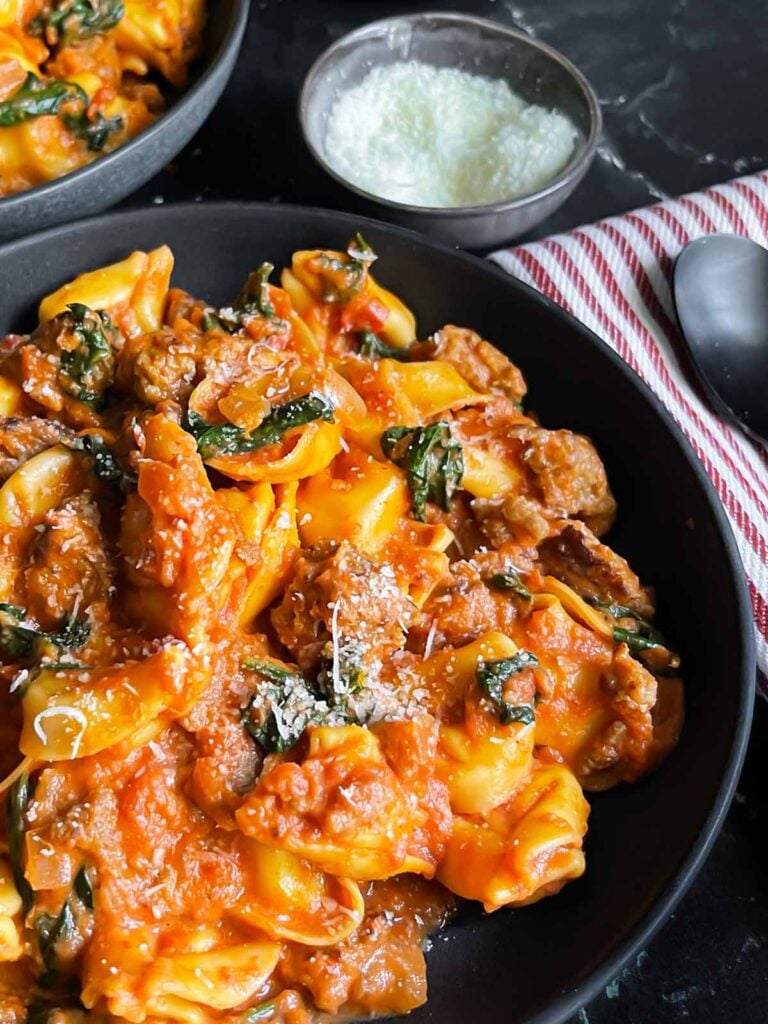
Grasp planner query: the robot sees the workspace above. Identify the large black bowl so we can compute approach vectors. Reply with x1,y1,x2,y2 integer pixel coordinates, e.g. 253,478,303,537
0,1,249,241
0,204,754,1024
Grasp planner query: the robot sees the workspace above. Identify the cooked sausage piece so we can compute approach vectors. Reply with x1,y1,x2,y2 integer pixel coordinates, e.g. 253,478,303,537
24,492,112,631
518,427,617,535
537,519,654,619
116,325,203,406
271,541,416,675
411,324,527,406
0,415,73,482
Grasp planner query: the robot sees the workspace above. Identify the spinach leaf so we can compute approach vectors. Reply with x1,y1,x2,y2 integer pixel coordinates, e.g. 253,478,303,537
236,262,278,320
73,865,93,911
239,394,335,451
358,331,411,361
381,421,463,522
193,423,245,460
0,605,91,662
317,639,366,705
29,0,124,43
183,409,214,441
242,658,296,684
34,864,95,989
486,571,532,601
69,434,124,485
613,626,666,654
35,901,77,988
476,651,539,725
587,599,642,621
241,658,324,754
187,393,335,461
5,772,35,915
61,109,123,152
48,618,91,650
240,654,361,754
588,599,668,652
200,309,223,332
208,264,285,333
244,1001,277,1023
313,233,376,303
0,74,86,127
0,72,120,150
0,604,36,660
58,303,116,402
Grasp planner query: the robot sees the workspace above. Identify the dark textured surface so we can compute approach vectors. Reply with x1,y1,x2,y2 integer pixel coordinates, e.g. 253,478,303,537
118,2,768,1021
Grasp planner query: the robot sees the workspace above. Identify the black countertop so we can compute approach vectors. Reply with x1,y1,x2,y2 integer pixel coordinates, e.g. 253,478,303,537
127,2,768,1020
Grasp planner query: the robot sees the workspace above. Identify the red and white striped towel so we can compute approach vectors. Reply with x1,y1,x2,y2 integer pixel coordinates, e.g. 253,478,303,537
491,170,768,692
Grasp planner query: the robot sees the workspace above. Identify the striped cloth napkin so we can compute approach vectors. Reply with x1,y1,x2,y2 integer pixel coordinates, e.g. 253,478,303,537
491,171,768,692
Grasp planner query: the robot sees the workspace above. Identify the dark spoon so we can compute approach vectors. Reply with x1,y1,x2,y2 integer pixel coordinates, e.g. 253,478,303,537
673,233,768,444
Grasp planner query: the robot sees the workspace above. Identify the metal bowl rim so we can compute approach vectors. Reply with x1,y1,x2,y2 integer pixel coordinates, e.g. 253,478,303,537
299,10,603,219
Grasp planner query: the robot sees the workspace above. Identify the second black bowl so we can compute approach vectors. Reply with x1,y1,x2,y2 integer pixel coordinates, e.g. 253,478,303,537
0,0,249,242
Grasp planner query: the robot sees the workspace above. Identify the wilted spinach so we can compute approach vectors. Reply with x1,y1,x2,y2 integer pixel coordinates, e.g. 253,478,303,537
588,599,668,654
317,639,366,704
34,865,94,989
311,233,376,303
55,303,118,406
5,772,35,915
0,73,120,150
29,0,124,43
381,421,463,522
358,331,411,361
69,433,125,486
61,108,123,152
241,652,362,755
185,393,335,460
236,262,278,320
0,604,91,662
72,865,93,910
485,571,533,601
35,902,78,988
476,651,540,725
241,658,325,754
0,74,86,126
204,263,285,332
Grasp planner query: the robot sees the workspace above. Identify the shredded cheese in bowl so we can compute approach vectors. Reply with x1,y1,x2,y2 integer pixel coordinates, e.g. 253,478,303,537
323,60,578,209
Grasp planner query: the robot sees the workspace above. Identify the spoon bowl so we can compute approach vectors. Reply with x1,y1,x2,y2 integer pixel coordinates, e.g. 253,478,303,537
673,233,768,443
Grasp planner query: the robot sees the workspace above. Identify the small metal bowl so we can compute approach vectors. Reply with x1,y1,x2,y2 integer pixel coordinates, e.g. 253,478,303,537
300,12,602,249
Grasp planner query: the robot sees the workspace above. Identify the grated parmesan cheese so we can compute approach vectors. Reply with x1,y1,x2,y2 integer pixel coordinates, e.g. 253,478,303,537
323,60,577,208
32,706,88,759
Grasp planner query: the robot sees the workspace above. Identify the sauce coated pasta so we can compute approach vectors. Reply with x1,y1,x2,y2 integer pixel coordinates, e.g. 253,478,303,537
0,238,684,1023
0,1,205,197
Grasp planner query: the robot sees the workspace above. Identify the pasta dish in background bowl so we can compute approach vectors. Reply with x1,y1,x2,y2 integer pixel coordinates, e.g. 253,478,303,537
0,233,685,1023
0,1,205,197
0,0,248,241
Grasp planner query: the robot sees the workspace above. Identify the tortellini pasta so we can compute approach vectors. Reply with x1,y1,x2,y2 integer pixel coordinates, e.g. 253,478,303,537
0,4,204,197
236,724,448,881
437,762,589,911
0,240,682,1023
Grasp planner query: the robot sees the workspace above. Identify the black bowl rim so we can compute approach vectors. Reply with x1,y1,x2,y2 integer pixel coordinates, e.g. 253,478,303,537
0,200,755,1023
0,0,250,213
